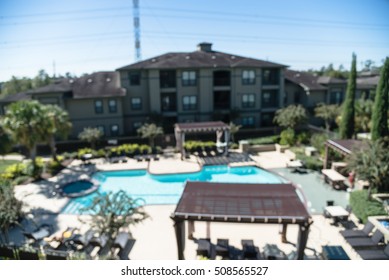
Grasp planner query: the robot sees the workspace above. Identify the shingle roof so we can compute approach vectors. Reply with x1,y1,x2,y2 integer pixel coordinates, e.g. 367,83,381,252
285,70,327,91
26,79,72,94
117,49,286,70
317,76,346,85
0,92,31,103
72,71,126,99
356,75,380,89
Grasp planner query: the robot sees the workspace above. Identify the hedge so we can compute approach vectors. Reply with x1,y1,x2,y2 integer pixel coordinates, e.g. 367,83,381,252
350,190,387,224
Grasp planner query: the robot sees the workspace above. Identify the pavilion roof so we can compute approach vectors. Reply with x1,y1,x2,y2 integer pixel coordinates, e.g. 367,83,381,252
174,121,229,133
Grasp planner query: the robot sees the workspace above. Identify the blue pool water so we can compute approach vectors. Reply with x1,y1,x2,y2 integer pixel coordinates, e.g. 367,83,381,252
62,180,93,195
62,165,286,214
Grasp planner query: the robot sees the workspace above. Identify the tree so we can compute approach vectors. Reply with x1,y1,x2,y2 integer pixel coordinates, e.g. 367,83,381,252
273,104,308,130
78,127,103,150
314,103,341,131
229,122,241,143
80,191,148,245
1,101,47,172
347,140,389,198
42,105,72,162
32,69,52,88
137,123,163,148
0,124,13,158
355,97,374,133
0,179,23,243
371,57,389,140
340,53,357,139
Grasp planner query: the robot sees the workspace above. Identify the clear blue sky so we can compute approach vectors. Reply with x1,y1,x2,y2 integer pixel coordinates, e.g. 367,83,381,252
0,0,388,82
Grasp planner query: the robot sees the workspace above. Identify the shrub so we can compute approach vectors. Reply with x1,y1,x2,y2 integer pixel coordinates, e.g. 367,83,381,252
46,156,64,174
296,131,311,145
2,163,25,180
310,133,328,156
77,148,97,159
350,190,387,224
279,128,295,146
61,151,77,160
247,135,279,145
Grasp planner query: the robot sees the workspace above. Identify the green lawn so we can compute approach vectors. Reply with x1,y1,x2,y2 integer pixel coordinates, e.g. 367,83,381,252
0,159,20,174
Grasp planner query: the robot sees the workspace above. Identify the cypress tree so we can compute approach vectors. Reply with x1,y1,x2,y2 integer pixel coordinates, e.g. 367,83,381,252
371,57,389,140
339,53,357,139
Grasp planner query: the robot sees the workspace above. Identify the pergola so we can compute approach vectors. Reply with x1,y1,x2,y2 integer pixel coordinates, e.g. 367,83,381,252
323,139,364,169
174,121,230,159
171,181,312,260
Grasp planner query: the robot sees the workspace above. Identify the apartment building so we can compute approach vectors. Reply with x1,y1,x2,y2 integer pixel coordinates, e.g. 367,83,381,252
117,42,286,133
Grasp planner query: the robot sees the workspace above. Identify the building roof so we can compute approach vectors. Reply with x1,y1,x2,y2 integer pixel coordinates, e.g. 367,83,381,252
72,71,126,99
175,121,229,133
317,76,347,85
326,139,364,155
26,79,72,94
285,70,327,91
172,181,311,224
117,43,287,70
356,75,380,90
0,92,31,103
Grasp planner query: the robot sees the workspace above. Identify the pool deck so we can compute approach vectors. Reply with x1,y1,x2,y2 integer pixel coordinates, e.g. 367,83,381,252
10,151,362,260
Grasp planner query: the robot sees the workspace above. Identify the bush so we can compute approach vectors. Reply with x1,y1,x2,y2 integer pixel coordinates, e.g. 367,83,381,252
350,190,387,224
310,133,328,156
296,131,311,145
279,128,295,146
247,135,279,145
61,151,77,160
2,163,26,180
46,156,64,174
2,158,44,180
298,154,323,171
77,148,97,159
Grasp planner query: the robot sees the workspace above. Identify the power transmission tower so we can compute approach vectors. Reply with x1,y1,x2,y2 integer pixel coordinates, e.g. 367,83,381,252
133,0,141,61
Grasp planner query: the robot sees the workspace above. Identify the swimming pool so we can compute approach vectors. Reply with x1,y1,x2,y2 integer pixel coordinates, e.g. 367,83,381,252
62,165,287,214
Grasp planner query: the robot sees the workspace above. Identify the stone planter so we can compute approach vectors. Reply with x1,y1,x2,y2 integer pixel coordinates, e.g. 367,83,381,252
248,144,276,153
275,143,289,153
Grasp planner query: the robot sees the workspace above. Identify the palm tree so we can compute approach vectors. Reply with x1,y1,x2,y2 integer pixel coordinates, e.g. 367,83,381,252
137,123,163,148
78,127,103,150
1,101,46,171
346,140,389,198
314,103,341,132
43,105,72,162
229,122,242,143
355,98,374,133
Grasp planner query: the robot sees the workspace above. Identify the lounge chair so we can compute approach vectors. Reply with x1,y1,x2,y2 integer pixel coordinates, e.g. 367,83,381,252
355,244,389,260
196,238,211,258
71,229,95,249
23,224,52,243
215,238,229,258
0,245,15,259
117,239,136,260
340,221,374,238
113,232,130,250
263,244,286,260
241,239,258,259
44,249,68,260
18,248,40,260
345,230,384,249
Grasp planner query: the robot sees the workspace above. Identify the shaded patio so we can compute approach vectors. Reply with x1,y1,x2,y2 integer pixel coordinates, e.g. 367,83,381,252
174,121,230,160
171,181,312,260
323,139,364,169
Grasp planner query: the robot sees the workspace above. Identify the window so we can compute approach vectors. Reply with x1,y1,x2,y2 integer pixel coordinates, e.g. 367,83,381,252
94,100,103,114
330,90,343,104
161,92,177,111
160,70,176,88
96,125,105,136
108,99,117,113
262,69,279,85
182,96,197,110
262,90,278,108
241,116,255,128
110,124,119,136
242,70,255,85
131,97,142,110
242,94,255,108
128,72,140,86
213,70,230,86
182,71,196,86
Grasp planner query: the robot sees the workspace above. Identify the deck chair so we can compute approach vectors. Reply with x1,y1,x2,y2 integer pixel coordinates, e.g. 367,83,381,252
44,249,68,260
0,245,15,259
346,230,384,249
196,238,211,258
23,224,52,243
355,244,389,260
117,239,136,260
71,229,95,249
340,221,374,238
215,239,229,258
241,239,258,259
113,232,130,250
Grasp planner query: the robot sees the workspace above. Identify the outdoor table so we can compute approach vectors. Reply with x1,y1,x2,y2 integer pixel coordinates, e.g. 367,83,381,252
322,245,350,260
324,206,349,223
321,169,346,188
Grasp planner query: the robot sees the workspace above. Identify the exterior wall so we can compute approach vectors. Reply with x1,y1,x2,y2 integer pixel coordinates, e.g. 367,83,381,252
65,98,124,138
